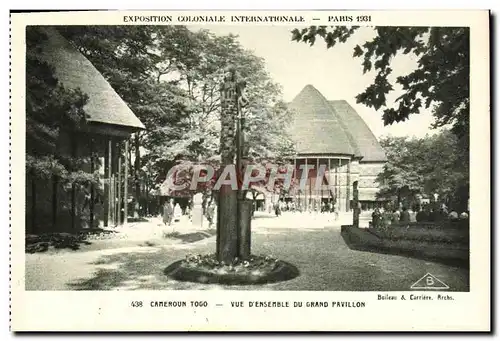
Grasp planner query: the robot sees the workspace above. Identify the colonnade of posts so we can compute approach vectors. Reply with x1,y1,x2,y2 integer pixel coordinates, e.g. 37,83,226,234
290,157,352,212
103,137,129,228
27,132,129,233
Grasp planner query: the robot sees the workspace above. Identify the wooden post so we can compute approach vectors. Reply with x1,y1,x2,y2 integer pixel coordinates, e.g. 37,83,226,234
328,158,331,203
321,161,324,206
123,139,129,225
316,158,320,211
304,158,308,210
347,160,351,211
337,159,341,211
353,181,360,228
293,158,297,205
111,140,117,226
134,133,141,218
107,138,113,227
70,134,77,230
90,137,95,229
117,140,122,226
103,139,109,227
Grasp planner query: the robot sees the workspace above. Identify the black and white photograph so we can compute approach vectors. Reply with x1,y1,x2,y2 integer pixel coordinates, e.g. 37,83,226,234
24,23,472,291
9,9,490,332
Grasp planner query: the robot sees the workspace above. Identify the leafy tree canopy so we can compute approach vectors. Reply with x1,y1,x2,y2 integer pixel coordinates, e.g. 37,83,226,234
60,26,295,196
377,130,468,210
291,26,469,145
26,26,97,187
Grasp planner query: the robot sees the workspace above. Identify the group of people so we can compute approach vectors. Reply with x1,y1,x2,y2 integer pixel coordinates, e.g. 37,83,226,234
415,204,468,222
271,200,339,217
371,203,469,228
161,198,218,229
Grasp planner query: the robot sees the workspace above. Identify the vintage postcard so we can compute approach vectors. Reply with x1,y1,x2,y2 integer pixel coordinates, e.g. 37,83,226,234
10,10,490,331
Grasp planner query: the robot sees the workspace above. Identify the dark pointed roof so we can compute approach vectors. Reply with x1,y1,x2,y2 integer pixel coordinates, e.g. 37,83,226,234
329,100,387,162
289,85,387,162
37,27,145,130
289,85,358,156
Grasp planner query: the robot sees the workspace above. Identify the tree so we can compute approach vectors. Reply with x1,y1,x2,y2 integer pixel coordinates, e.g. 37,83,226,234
26,27,89,179
291,26,469,151
60,26,194,215
377,131,468,210
61,27,295,218
26,26,100,232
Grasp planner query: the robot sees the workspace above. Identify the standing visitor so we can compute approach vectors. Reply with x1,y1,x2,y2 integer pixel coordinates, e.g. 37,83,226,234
400,207,411,224
372,207,381,228
206,201,216,229
428,207,439,222
415,205,426,222
163,199,174,226
173,202,182,222
392,208,401,224
274,202,282,217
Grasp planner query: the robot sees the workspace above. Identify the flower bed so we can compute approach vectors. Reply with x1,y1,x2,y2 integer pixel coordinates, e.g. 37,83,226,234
368,223,469,245
164,254,300,285
25,230,120,253
341,226,469,268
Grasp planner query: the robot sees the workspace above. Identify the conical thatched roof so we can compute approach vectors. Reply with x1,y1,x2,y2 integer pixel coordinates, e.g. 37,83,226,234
36,27,145,130
289,85,387,162
329,100,387,162
289,85,358,156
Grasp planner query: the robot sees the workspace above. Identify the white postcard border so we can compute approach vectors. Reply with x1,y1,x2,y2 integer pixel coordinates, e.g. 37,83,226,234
10,10,490,331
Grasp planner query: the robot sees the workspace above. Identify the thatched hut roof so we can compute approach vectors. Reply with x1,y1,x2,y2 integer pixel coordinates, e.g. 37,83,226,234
37,27,145,131
289,85,387,162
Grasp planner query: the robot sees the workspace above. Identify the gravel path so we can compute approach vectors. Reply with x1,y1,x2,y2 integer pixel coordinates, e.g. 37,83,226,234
25,215,469,291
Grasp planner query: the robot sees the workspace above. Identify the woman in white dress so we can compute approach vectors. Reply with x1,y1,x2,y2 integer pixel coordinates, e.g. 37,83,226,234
173,203,182,222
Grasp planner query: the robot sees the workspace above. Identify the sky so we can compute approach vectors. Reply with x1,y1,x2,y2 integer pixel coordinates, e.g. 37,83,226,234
191,25,438,139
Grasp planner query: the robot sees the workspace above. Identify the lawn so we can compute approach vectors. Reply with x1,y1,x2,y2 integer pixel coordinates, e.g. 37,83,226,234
25,219,469,291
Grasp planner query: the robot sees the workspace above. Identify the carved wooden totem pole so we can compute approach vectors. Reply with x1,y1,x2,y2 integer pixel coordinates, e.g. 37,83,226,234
217,66,250,264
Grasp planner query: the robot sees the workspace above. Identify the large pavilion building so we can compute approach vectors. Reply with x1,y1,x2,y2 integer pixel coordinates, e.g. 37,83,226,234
286,85,387,212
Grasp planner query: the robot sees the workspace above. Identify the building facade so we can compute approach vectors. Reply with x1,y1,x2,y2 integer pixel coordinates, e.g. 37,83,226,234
25,27,145,233
285,85,387,212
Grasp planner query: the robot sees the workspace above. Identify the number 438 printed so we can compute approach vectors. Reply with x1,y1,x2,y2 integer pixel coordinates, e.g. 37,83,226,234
131,301,144,307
